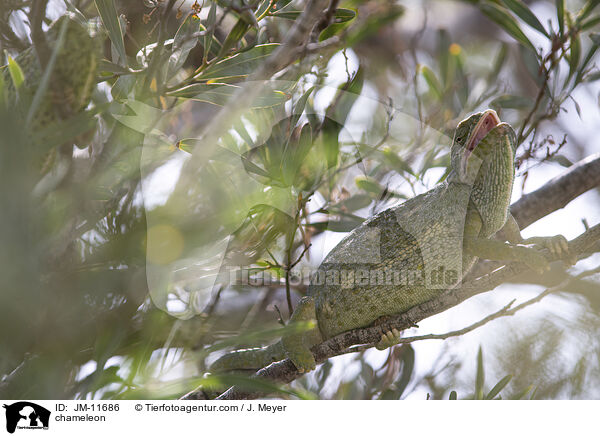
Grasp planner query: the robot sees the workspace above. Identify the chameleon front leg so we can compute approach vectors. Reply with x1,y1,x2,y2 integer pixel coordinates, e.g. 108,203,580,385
281,296,322,373
464,236,550,273
500,214,574,263
463,211,568,273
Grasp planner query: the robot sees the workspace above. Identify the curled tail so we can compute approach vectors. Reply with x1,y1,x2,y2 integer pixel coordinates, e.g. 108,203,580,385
210,342,285,372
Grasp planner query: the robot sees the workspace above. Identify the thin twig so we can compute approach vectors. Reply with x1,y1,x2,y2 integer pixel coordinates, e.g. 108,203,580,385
289,243,312,270
343,299,518,354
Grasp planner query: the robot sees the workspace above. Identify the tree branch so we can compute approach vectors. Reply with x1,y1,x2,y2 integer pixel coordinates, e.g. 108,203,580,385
30,0,50,69
182,223,600,400
511,153,600,229
349,265,599,354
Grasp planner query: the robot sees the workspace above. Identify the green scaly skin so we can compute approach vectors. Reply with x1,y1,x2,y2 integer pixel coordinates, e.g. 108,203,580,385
1,15,98,169
211,110,569,373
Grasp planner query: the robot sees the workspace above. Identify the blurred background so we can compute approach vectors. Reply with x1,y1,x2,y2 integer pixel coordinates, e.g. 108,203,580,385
0,0,599,399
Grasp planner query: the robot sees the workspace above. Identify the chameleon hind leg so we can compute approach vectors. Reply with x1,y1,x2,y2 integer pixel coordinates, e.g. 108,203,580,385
371,315,407,350
282,296,322,373
501,214,576,265
376,328,402,350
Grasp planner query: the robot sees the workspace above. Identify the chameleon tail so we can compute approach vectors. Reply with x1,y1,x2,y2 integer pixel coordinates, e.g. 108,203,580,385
210,342,285,372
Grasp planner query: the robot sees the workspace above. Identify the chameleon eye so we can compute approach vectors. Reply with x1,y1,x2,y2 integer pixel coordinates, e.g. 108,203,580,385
457,137,462,143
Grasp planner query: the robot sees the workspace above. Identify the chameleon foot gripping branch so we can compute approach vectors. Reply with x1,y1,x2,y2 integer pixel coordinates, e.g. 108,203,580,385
211,109,569,374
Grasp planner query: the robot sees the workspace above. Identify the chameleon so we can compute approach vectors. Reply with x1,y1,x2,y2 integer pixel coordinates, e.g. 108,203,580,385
211,109,569,373
1,15,98,144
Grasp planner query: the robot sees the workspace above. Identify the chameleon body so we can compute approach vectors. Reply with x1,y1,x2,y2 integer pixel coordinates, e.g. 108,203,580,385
212,110,568,373
1,15,98,132
0,15,98,179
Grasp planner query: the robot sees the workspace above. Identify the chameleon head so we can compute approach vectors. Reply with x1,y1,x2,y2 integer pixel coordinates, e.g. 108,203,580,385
450,109,517,235
450,109,515,184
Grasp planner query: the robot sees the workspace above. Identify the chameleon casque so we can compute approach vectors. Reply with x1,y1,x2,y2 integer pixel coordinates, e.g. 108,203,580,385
212,110,569,374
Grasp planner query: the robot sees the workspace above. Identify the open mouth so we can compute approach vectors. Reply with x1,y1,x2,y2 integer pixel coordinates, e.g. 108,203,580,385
461,110,501,175
467,110,501,153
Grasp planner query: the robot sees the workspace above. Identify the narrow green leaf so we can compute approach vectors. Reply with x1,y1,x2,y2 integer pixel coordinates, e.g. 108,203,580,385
437,29,451,86
232,119,255,148
575,44,598,84
419,65,443,99
519,44,544,85
488,44,509,83
581,15,600,30
320,118,341,168
485,375,513,400
529,386,538,400
557,0,565,35
567,31,581,84
282,123,313,185
6,54,24,89
585,71,600,81
572,97,582,118
200,43,280,80
578,0,600,21
218,19,251,56
64,0,89,26
490,94,533,110
319,9,356,41
290,86,316,128
167,82,287,107
480,3,536,51
454,49,469,105
511,384,534,400
332,8,358,23
394,345,415,399
99,59,132,75
204,1,217,63
308,216,363,232
319,21,350,41
95,0,127,65
240,154,272,178
436,166,452,184
273,8,356,22
355,176,384,194
502,0,549,37
111,74,137,100
382,148,415,175
548,154,574,167
168,15,200,78
333,68,363,124
345,5,403,46
475,346,484,400
255,0,274,18
331,194,372,212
